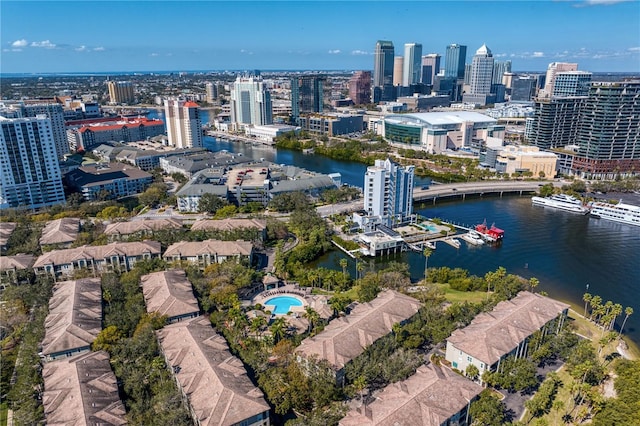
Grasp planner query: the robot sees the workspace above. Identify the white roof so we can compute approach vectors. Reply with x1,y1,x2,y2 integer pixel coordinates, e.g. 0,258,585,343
386,111,497,127
476,43,492,55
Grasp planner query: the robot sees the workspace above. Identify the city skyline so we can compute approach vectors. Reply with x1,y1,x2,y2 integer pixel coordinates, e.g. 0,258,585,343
2,1,639,74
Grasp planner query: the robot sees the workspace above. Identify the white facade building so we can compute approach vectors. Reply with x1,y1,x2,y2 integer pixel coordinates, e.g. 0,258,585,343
463,44,496,106
362,158,414,228
402,43,423,87
244,124,299,145
230,76,273,129
0,115,66,209
164,99,203,149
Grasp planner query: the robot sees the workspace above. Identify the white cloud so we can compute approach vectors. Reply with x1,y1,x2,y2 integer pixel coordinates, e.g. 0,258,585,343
628,47,640,52
75,45,87,52
351,50,370,55
93,47,105,51
12,39,28,48
31,40,56,49
328,49,341,54
532,51,545,58
494,53,507,58
150,53,159,57
579,0,633,5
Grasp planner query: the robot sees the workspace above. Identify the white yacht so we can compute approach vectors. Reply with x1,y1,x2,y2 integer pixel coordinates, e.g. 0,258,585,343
461,231,485,246
589,201,640,227
531,194,589,214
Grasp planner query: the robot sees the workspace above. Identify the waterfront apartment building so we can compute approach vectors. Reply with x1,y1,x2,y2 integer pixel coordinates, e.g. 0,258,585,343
348,71,372,105
0,115,66,210
403,43,423,87
164,99,203,149
526,96,586,150
541,62,578,97
421,53,441,85
230,76,273,128
291,75,325,120
363,158,415,228
66,116,165,151
463,44,496,106
373,40,395,102
107,80,135,104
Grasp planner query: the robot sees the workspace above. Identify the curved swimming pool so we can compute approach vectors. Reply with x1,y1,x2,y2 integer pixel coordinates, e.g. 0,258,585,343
264,296,303,315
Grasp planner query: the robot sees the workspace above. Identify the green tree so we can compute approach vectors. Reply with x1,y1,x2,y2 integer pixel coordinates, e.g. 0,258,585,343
270,317,288,343
469,389,507,426
583,292,592,318
197,192,227,214
619,306,633,339
466,364,480,381
92,325,124,352
423,247,433,281
339,258,348,281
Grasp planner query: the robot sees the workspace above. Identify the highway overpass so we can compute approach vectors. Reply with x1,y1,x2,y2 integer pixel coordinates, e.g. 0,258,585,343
413,181,554,203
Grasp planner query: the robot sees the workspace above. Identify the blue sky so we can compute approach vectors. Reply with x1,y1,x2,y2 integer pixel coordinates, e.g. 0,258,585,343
2,1,639,74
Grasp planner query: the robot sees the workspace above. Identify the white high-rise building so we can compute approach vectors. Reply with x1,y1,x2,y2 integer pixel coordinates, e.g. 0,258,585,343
542,62,578,97
205,82,217,103
0,115,66,209
403,43,423,87
364,158,415,227
230,76,272,129
164,99,203,149
2,103,68,159
463,44,495,106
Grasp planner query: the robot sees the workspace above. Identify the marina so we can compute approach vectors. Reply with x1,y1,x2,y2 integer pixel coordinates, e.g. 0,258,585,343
531,193,590,214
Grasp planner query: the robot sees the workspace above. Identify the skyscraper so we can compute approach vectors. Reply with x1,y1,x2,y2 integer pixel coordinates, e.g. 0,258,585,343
107,81,135,104
444,44,467,79
0,115,66,209
552,71,592,97
393,57,404,87
364,158,414,228
492,61,512,85
15,103,68,159
463,44,496,106
291,75,325,120
164,99,203,149
205,82,218,103
373,40,395,102
230,76,273,127
541,62,578,97
421,54,441,85
402,43,423,87
348,71,372,105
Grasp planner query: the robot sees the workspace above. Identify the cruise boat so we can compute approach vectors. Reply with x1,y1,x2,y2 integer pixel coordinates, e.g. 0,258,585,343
531,194,589,214
589,201,640,227
475,221,504,243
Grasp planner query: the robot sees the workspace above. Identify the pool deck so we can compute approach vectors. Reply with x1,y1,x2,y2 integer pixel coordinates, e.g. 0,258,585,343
250,283,333,319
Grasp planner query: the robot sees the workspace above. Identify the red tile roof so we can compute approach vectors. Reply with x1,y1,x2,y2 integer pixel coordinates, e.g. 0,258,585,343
183,101,200,108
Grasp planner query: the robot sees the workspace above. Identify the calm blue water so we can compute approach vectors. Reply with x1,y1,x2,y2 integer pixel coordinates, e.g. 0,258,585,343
264,296,303,315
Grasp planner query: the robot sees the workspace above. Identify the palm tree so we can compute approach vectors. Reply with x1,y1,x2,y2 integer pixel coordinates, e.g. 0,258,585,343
583,292,592,318
270,317,287,344
529,277,539,293
589,295,603,322
423,247,433,281
303,306,320,333
339,258,348,281
356,262,365,280
619,307,634,339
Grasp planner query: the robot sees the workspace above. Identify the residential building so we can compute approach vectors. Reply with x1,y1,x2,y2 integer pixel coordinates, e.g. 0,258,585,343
159,151,247,178
552,71,592,97
156,316,271,426
191,218,267,241
141,270,199,323
0,115,66,210
348,71,372,105
0,254,35,285
526,96,586,150
205,82,218,103
446,291,569,381
164,99,204,149
360,158,414,228
373,40,395,102
297,113,364,136
463,44,496,106
230,76,273,128
114,147,167,171
291,75,325,120
541,62,578,97
41,278,102,361
296,290,422,384
0,222,16,251
572,81,640,178
107,80,135,104
33,240,161,277
421,53,441,85
176,168,229,212
511,76,537,102
382,111,504,153
65,162,153,201
494,145,557,178
39,217,81,248
403,43,423,87
339,363,483,426
104,218,184,241
43,351,127,426
393,56,404,87
444,44,467,79
66,116,165,151
163,239,254,267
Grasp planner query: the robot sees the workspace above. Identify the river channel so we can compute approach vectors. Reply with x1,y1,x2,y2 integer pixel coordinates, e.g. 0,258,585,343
150,109,640,347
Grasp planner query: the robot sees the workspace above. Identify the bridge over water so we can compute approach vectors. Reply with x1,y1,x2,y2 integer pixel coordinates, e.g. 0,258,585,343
412,181,558,204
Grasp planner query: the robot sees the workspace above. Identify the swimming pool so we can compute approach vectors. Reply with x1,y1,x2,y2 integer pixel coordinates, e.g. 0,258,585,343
418,223,438,232
264,296,303,315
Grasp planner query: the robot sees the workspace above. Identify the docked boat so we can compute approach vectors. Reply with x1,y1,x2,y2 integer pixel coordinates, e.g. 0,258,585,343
589,201,640,227
475,221,504,243
531,193,589,214
461,231,485,246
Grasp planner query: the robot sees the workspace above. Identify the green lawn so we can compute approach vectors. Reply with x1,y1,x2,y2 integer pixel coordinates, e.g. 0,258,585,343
435,283,488,304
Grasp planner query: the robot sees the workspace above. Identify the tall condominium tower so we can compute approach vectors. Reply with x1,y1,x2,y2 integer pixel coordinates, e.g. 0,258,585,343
364,158,415,228
444,44,467,79
230,76,273,127
205,82,218,103
541,62,578,97
12,103,68,159
421,54,441,85
0,115,66,209
107,81,135,104
373,40,395,102
492,61,512,85
164,99,203,149
291,75,325,120
526,96,586,149
393,57,404,87
348,71,372,105
462,44,495,106
573,81,640,178
403,43,423,87
552,71,592,97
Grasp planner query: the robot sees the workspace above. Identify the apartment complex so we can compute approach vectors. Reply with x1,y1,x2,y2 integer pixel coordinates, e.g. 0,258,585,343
104,218,184,240
66,116,165,151
291,75,325,120
0,115,66,210
230,76,273,128
39,217,81,248
163,239,254,267
107,80,135,104
164,99,204,149
66,162,153,201
141,269,200,323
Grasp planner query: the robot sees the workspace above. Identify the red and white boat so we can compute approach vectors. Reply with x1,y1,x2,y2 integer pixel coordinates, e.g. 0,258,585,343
474,221,504,243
